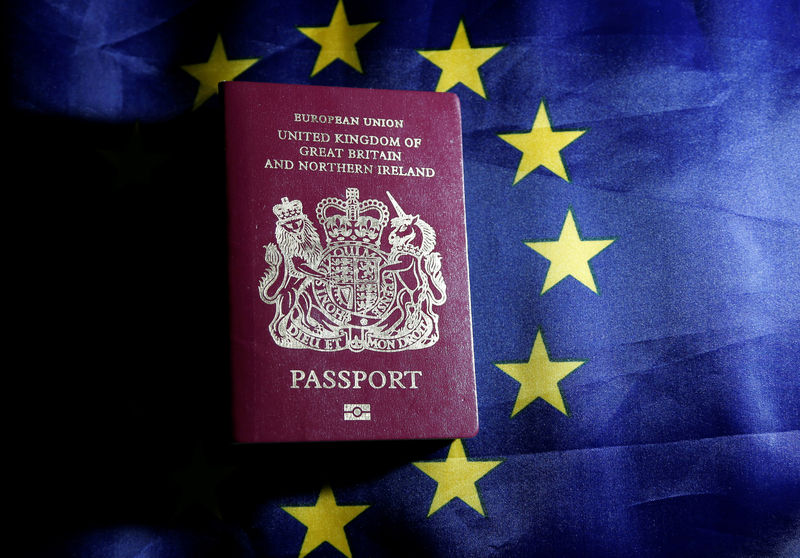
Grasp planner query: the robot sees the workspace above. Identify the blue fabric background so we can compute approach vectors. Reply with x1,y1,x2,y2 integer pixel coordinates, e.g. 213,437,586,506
9,1,799,556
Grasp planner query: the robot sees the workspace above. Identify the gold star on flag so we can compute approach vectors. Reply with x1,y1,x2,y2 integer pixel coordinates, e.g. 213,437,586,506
495,330,585,416
181,34,259,110
413,439,502,517
498,99,586,184
525,209,615,294
417,20,503,99
298,0,379,76
282,485,369,558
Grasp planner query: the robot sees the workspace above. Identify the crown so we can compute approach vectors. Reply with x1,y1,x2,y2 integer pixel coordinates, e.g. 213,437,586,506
273,197,303,223
316,188,389,246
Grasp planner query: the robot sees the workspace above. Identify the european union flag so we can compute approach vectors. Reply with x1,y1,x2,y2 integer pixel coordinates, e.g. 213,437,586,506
10,1,799,556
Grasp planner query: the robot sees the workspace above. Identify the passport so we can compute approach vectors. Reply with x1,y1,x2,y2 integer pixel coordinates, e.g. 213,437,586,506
224,81,477,442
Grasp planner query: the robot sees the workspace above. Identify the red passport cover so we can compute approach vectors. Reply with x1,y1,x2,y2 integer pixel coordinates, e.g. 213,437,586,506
224,81,477,442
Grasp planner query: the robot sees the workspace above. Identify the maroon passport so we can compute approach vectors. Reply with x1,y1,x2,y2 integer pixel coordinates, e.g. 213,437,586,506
224,81,477,442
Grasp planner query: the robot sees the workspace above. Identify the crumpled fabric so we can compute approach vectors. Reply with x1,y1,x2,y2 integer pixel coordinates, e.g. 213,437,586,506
9,0,800,556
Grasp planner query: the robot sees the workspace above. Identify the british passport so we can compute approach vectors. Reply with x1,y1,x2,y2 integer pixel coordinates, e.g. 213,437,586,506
224,81,478,442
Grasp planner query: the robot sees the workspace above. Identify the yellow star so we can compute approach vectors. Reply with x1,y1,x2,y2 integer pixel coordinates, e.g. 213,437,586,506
498,100,586,184
495,330,585,416
413,439,502,517
417,20,503,99
298,0,379,76
525,209,615,294
282,485,369,558
181,35,259,110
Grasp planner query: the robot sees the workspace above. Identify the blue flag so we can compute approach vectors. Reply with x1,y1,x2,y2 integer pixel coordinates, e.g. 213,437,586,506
11,0,799,556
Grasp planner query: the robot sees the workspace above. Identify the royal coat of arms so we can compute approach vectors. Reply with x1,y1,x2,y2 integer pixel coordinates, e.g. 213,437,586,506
258,188,447,352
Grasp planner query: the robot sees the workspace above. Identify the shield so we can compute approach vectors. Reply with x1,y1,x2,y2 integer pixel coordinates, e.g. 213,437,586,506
320,243,395,320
